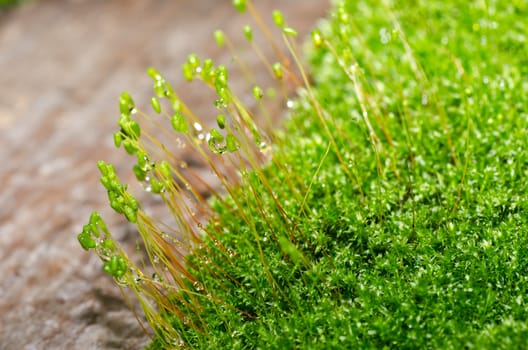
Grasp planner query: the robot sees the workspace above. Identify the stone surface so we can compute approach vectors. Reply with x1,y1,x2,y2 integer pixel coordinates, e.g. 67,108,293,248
0,0,328,349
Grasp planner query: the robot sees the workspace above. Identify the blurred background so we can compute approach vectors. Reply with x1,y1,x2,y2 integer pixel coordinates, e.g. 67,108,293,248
0,0,328,348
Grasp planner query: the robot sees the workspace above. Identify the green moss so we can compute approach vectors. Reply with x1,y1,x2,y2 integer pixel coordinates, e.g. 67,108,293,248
155,0,528,348
80,0,528,348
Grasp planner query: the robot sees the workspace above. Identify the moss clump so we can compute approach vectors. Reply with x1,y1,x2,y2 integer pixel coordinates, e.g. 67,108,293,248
79,0,528,348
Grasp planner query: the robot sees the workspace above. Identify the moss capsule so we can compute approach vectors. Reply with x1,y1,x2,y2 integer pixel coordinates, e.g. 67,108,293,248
272,62,283,80
232,0,246,13
150,97,161,114
101,239,115,250
78,232,96,251
215,65,228,88
311,29,324,48
187,54,200,69
119,92,135,116
283,27,298,37
133,165,147,181
159,161,171,179
243,25,253,42
147,67,162,81
171,112,189,133
253,86,264,100
216,114,226,129
172,99,182,113
128,119,141,139
97,160,109,176
122,139,138,155
272,10,285,27
182,62,194,82
153,80,165,98
113,132,122,148
210,128,224,142
124,206,138,223
202,58,215,84
226,133,240,152
214,30,225,47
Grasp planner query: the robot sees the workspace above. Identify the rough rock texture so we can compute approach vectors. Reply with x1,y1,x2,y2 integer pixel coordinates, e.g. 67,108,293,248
0,0,328,349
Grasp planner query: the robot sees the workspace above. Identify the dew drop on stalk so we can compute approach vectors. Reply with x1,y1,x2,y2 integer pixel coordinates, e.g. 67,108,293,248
286,100,294,108
193,281,205,291
379,27,390,44
193,122,203,132
421,93,428,106
259,141,270,154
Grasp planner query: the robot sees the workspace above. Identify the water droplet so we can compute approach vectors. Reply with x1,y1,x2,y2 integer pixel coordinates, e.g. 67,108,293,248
193,122,203,131
193,281,205,291
421,93,428,106
286,100,294,109
379,27,390,44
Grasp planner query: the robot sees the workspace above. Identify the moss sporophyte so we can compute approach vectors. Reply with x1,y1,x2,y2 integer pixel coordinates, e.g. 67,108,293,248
78,0,528,348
